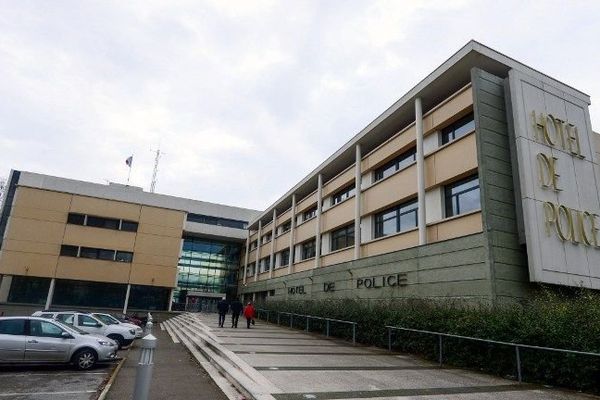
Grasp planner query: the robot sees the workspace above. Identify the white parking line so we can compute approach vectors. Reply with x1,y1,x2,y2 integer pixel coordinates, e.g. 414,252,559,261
0,390,96,397
0,372,107,377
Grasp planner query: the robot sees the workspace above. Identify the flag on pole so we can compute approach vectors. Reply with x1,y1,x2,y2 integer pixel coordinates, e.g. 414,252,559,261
125,156,133,167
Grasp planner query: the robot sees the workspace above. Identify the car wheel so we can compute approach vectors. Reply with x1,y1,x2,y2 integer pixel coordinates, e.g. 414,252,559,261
107,334,124,349
73,348,97,370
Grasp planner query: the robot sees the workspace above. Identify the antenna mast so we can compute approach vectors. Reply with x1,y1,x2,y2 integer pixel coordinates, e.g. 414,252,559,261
150,148,162,193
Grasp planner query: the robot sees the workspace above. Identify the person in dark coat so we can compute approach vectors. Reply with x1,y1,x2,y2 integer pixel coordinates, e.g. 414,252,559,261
243,302,256,329
216,297,229,328
230,298,243,328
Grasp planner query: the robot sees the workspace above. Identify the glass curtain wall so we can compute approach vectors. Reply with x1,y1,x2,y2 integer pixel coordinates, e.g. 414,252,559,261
173,236,242,310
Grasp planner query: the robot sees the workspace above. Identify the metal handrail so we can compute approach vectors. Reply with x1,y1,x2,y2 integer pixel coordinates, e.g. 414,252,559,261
255,308,357,345
386,325,600,383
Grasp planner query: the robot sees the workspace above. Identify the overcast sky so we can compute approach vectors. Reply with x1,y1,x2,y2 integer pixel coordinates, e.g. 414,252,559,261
1,1,599,211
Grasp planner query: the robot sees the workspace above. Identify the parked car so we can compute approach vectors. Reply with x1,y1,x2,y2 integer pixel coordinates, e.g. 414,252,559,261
32,311,136,349
117,314,143,327
91,313,143,338
0,316,118,370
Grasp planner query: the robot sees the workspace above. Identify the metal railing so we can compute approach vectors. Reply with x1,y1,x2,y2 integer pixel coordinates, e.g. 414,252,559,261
386,325,600,383
255,308,357,345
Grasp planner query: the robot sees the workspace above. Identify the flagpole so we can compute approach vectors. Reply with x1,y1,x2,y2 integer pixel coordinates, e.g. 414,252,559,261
126,165,132,186
126,154,133,186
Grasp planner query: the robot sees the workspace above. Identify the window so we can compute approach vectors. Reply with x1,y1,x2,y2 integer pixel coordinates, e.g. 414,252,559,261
279,220,291,234
60,245,79,257
374,199,418,238
186,213,248,230
249,240,258,251
0,319,25,335
374,148,416,182
86,215,120,230
56,313,74,325
301,239,316,260
78,315,101,327
246,262,256,277
445,175,480,217
98,249,116,261
120,220,139,232
331,224,355,251
29,320,64,338
261,257,270,273
67,213,85,225
262,232,272,244
79,247,99,259
280,248,290,267
332,184,356,205
441,113,475,145
303,207,317,221
115,251,133,263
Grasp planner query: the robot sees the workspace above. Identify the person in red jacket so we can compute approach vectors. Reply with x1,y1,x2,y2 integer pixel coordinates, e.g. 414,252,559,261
243,302,256,329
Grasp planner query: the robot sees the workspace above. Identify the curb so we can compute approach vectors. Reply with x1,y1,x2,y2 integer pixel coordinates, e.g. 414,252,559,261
96,348,130,400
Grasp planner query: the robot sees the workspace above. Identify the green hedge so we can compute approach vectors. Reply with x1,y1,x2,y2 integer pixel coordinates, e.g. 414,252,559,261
258,289,600,393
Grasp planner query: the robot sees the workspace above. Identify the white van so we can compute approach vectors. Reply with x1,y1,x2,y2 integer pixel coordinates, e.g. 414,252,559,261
33,311,136,349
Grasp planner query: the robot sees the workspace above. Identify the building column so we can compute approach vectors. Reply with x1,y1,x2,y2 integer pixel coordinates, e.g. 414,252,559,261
254,220,261,282
354,144,362,260
44,278,56,310
167,288,174,312
315,174,323,269
415,97,427,245
0,275,12,303
123,284,131,314
269,209,276,278
243,230,250,285
288,194,296,274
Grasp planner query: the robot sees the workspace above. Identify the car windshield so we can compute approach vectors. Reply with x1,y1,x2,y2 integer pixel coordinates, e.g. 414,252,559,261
94,314,118,325
52,319,88,335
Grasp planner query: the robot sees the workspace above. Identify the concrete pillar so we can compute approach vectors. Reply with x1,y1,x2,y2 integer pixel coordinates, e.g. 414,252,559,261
243,230,250,285
44,278,56,310
0,275,12,303
269,209,276,278
315,174,323,269
123,284,131,314
354,144,362,260
167,289,174,312
415,97,427,245
288,194,296,274
132,334,156,400
254,220,261,282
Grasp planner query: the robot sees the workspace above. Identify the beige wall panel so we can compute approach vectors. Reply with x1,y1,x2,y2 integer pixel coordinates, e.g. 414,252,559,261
426,133,478,188
322,198,355,232
16,187,72,212
322,248,353,267
2,239,60,256
262,221,273,232
56,257,130,283
247,248,257,261
256,271,270,281
6,217,65,245
430,88,473,130
0,251,57,278
435,212,482,242
259,246,270,259
250,232,258,241
63,225,136,250
362,127,415,172
293,260,314,273
70,196,141,221
272,268,288,278
276,209,292,225
275,232,291,252
362,230,419,258
296,192,317,213
139,206,185,229
134,234,181,258
11,206,67,224
295,219,316,243
137,223,182,238
363,165,417,215
323,168,355,197
129,264,177,287
132,253,179,268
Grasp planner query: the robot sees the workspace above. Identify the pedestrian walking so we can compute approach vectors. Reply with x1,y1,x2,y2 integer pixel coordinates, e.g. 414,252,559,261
217,297,229,328
243,302,256,329
230,298,243,328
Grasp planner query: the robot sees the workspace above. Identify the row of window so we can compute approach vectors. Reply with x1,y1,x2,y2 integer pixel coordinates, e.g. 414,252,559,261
60,245,134,263
67,213,138,232
187,213,248,230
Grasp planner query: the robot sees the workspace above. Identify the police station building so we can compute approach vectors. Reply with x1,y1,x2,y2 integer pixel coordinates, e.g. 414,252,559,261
238,41,600,306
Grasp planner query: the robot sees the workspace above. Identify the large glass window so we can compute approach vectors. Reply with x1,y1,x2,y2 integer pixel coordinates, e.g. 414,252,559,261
128,285,170,311
279,248,290,267
301,239,316,260
115,251,133,263
67,213,85,225
60,245,78,257
53,279,127,309
7,276,50,305
260,257,270,273
441,113,475,145
303,207,317,221
331,184,355,205
331,224,355,251
186,213,248,230
279,220,291,234
374,199,418,238
86,215,120,230
374,148,416,182
445,175,480,217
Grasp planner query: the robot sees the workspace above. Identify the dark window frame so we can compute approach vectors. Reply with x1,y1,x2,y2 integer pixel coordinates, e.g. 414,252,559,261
374,199,418,239
279,220,291,234
301,239,316,260
331,184,356,206
374,148,417,182
60,245,79,257
303,207,317,222
444,175,481,218
441,113,475,145
67,213,139,233
331,224,355,251
279,248,290,267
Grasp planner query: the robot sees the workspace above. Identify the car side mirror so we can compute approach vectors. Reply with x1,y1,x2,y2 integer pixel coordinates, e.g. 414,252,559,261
61,332,73,339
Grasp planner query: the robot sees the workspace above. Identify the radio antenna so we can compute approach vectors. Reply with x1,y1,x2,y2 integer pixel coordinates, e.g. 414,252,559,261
150,147,164,193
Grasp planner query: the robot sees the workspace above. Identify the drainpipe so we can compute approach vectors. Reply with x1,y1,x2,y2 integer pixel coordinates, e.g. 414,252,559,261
416,97,427,245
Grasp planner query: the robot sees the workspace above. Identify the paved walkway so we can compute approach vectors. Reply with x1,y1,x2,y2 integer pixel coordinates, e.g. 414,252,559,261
106,327,227,400
187,312,596,400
